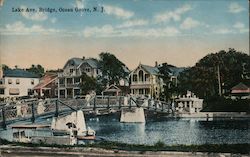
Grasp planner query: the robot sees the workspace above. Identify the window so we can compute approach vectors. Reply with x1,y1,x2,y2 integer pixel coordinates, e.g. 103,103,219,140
133,74,137,82
70,69,74,73
138,70,144,82
31,79,34,85
8,79,12,84
74,77,80,84
28,89,33,95
85,67,90,72
0,79,4,85
16,79,20,84
59,78,65,84
0,88,4,95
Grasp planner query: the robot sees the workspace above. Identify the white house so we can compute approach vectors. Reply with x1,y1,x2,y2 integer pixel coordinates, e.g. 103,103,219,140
0,67,40,98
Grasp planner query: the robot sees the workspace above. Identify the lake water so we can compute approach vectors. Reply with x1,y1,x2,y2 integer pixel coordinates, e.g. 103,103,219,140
86,115,250,145
1,114,249,145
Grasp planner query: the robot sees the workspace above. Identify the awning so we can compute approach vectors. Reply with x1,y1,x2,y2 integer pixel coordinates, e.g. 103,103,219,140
9,88,20,95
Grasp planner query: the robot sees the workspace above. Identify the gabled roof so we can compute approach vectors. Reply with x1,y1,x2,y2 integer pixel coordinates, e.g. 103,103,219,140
231,82,249,90
63,58,83,69
79,58,99,69
132,63,185,76
140,64,159,75
34,73,57,89
4,69,40,78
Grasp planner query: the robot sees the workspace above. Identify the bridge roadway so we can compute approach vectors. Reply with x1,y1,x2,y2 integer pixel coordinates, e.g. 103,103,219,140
0,96,172,128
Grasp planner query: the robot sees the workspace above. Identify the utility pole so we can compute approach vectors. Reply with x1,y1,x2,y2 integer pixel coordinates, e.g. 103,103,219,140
217,65,222,96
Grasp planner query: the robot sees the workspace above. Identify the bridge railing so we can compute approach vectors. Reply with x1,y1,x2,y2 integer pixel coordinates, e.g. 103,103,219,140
0,95,172,128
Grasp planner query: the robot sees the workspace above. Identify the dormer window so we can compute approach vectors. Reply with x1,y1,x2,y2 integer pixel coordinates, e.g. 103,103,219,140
31,79,34,85
70,69,74,73
16,79,20,84
8,79,12,84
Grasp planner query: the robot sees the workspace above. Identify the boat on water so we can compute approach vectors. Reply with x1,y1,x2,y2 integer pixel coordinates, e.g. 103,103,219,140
9,110,96,145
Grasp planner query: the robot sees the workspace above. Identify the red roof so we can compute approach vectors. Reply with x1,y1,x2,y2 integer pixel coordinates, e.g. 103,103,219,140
33,73,57,89
231,82,250,94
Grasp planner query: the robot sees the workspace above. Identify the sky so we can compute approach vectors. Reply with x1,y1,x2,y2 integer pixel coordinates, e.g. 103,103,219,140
0,0,249,70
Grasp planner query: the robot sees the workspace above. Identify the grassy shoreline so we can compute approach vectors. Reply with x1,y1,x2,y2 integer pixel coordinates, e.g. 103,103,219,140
0,138,249,154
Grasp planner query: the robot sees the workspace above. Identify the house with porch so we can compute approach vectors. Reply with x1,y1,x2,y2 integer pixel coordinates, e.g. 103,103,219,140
129,63,184,99
33,73,58,98
58,57,101,98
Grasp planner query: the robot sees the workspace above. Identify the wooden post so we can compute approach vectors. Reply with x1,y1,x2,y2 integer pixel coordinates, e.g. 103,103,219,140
107,96,110,109
129,97,132,109
148,99,150,110
31,103,35,123
155,101,157,111
119,96,122,109
55,100,59,117
2,107,6,129
162,102,164,111
93,96,96,110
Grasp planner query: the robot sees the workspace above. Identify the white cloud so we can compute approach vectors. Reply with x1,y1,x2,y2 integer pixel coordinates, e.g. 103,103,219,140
20,5,47,21
83,25,180,37
213,28,234,34
103,5,134,19
75,0,84,8
117,19,148,28
233,22,249,33
50,17,57,23
154,4,192,23
233,22,244,29
0,21,60,35
180,17,200,29
228,2,245,13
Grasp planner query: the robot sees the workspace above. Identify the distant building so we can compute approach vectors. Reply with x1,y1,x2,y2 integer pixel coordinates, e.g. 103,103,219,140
102,84,130,96
175,91,203,114
33,73,58,98
231,82,250,99
58,57,101,98
129,63,184,99
0,67,40,98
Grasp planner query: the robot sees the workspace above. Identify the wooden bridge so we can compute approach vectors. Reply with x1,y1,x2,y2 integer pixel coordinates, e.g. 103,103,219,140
0,96,173,128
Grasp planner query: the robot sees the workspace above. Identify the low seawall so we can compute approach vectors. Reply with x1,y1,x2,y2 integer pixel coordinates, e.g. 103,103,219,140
176,112,250,119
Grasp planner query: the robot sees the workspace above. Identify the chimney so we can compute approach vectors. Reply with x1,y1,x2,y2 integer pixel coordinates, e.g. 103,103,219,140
0,64,3,78
155,61,158,67
82,56,85,60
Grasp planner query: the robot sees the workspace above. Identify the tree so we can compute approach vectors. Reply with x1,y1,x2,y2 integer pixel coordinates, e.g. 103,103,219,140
2,64,9,70
98,52,129,86
26,64,45,77
158,63,172,101
178,48,250,98
80,73,103,95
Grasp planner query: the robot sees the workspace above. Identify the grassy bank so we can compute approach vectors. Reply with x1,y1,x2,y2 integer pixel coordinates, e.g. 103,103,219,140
0,138,249,154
